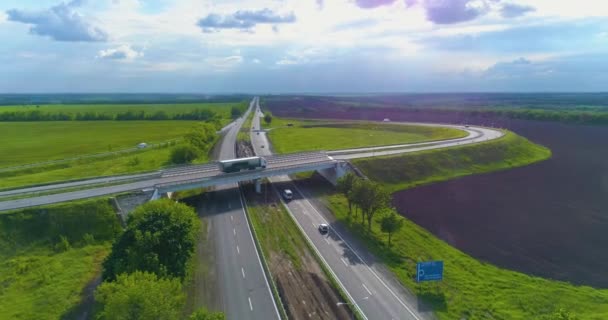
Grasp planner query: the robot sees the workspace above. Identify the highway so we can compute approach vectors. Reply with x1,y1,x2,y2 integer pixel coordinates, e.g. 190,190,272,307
250,100,441,320
0,96,507,319
203,97,280,320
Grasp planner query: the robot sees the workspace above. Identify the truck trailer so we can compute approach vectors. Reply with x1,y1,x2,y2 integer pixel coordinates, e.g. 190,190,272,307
218,156,267,173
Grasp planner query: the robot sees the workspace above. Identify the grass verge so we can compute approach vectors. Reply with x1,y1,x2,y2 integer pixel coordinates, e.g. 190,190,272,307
354,131,551,192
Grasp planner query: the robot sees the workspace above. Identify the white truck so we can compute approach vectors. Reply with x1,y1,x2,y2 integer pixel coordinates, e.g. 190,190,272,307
218,156,267,173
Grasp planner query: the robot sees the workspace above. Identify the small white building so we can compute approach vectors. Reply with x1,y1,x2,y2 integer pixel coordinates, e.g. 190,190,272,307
137,142,148,149
383,118,391,122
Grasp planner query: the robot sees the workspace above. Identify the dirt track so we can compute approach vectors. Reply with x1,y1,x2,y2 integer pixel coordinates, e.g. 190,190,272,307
268,100,608,288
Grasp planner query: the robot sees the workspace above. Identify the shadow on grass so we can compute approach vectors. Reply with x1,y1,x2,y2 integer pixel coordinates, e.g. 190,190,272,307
417,290,447,312
60,275,102,320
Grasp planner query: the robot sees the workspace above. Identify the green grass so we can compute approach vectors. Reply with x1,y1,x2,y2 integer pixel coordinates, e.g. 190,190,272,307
267,119,467,154
0,102,242,118
0,199,121,319
0,143,177,189
0,245,110,320
0,121,202,168
322,193,608,319
354,131,551,192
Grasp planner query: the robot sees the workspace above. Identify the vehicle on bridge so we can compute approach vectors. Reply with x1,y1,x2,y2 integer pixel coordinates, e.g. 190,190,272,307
218,156,267,173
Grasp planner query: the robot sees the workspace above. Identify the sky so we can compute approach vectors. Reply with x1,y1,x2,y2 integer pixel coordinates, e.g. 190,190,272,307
0,0,607,93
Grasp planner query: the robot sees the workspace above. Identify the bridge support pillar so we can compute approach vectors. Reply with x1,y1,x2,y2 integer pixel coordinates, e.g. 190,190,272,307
150,188,161,201
316,162,350,186
254,179,262,194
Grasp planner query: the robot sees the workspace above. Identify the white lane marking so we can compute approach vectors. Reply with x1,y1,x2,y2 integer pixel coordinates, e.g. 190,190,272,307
249,297,253,311
291,183,421,320
312,222,316,228
230,215,233,222
237,188,281,319
242,267,246,279
237,245,240,254
340,258,349,267
233,228,236,236
272,183,367,320
362,284,373,296
324,238,330,245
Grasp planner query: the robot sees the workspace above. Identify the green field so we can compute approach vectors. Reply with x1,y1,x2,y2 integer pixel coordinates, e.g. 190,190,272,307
0,102,242,118
0,121,204,168
0,199,121,319
354,131,552,192
267,119,467,154
0,145,175,189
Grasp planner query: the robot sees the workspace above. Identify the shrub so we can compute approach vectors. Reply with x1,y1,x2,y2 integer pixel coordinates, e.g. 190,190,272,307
170,144,200,164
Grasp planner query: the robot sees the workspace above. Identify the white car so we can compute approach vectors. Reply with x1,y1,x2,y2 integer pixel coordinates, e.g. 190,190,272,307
283,189,293,200
318,224,329,234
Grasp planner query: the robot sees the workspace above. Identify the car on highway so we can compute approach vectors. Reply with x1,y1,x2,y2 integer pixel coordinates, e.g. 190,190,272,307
283,189,293,200
318,224,329,234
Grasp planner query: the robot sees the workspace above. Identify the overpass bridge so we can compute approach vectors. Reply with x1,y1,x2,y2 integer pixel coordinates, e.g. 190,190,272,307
0,152,347,211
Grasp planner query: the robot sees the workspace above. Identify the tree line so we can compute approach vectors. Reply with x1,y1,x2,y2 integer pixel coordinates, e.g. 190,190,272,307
96,199,224,320
337,172,404,246
0,106,244,122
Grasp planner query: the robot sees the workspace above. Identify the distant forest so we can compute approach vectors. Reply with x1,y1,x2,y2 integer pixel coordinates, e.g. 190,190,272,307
0,109,222,122
0,93,250,106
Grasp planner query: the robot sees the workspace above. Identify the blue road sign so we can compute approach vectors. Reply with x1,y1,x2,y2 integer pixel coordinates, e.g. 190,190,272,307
416,261,444,282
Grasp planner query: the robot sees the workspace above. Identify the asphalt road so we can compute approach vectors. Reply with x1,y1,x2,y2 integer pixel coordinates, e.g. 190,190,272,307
251,101,440,320
203,97,280,320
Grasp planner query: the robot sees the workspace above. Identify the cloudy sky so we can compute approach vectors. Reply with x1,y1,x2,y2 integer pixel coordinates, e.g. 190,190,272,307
1,0,607,93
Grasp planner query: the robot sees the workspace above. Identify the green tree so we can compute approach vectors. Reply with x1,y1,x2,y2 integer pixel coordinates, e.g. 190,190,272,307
102,199,200,281
378,208,404,246
185,123,217,151
170,144,200,164
95,271,185,320
353,179,391,231
189,308,226,320
337,172,359,216
231,106,243,119
264,112,272,125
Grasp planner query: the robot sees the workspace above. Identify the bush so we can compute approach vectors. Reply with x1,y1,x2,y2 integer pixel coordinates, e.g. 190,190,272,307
170,144,200,164
54,235,71,252
95,271,185,320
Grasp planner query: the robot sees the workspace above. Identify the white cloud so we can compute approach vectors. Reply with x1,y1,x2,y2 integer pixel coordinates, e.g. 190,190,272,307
97,44,143,60
6,1,108,42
